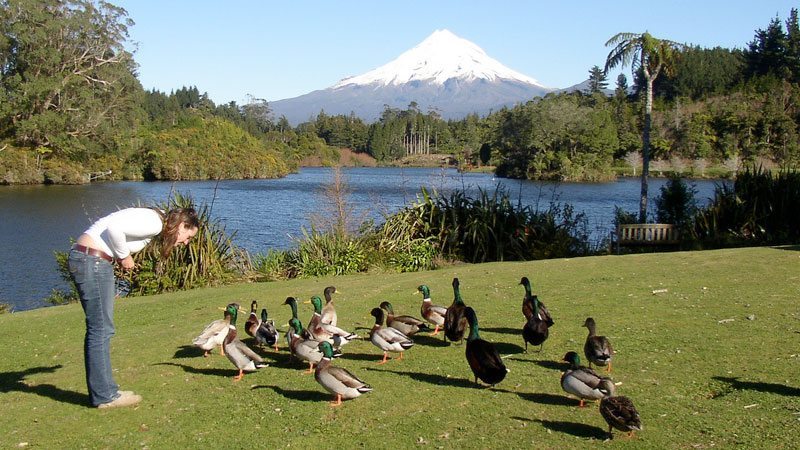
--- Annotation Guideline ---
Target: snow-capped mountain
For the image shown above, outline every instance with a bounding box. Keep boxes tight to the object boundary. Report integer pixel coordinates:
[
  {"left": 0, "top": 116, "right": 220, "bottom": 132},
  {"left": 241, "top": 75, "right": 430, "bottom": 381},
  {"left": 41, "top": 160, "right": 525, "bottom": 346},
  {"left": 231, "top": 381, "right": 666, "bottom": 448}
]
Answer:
[
  {"left": 334, "top": 29, "right": 544, "bottom": 88},
  {"left": 269, "top": 29, "right": 555, "bottom": 125}
]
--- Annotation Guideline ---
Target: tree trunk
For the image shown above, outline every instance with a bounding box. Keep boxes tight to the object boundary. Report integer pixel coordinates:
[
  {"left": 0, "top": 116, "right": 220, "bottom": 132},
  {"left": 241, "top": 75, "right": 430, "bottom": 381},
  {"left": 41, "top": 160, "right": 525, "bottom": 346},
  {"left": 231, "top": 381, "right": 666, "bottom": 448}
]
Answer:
[{"left": 640, "top": 76, "right": 654, "bottom": 223}]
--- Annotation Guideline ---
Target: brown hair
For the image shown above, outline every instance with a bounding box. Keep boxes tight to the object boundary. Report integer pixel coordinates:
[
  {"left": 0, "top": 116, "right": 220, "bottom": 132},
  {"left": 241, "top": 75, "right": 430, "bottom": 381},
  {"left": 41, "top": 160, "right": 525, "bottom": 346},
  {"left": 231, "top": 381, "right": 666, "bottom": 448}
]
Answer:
[{"left": 159, "top": 207, "right": 200, "bottom": 258}]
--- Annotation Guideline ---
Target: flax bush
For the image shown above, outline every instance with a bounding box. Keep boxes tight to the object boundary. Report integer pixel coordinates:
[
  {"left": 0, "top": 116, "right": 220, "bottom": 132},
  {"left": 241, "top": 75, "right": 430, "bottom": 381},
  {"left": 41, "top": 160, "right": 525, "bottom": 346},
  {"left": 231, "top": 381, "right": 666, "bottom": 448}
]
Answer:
[
  {"left": 693, "top": 166, "right": 800, "bottom": 246},
  {"left": 386, "top": 237, "right": 438, "bottom": 272},
  {"left": 378, "top": 186, "right": 592, "bottom": 263}
]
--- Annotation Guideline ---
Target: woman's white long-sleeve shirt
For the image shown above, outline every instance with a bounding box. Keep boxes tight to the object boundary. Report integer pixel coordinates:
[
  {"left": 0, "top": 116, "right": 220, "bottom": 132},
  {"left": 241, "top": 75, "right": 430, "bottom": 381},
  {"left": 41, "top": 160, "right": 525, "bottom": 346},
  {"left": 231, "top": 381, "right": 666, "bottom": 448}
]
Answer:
[{"left": 84, "top": 208, "right": 163, "bottom": 259}]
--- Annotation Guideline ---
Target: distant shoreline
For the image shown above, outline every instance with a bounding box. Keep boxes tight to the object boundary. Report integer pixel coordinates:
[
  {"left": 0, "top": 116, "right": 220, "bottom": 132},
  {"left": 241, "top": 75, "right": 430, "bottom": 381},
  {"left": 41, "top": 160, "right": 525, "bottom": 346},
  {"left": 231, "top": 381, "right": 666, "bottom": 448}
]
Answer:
[{"left": 299, "top": 152, "right": 735, "bottom": 181}]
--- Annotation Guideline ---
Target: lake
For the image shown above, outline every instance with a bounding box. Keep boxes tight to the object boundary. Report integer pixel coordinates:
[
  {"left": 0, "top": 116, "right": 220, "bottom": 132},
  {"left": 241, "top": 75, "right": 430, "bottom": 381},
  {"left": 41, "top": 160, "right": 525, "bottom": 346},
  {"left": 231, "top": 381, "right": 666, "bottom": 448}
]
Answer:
[{"left": 0, "top": 167, "right": 724, "bottom": 312}]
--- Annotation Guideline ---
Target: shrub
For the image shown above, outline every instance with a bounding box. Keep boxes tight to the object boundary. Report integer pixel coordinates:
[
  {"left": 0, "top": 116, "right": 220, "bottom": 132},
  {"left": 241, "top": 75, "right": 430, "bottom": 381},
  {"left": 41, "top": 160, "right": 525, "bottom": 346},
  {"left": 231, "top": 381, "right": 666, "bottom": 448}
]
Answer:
[
  {"left": 41, "top": 159, "right": 87, "bottom": 184},
  {"left": 387, "top": 237, "right": 438, "bottom": 272},
  {"left": 251, "top": 249, "right": 293, "bottom": 281},
  {"left": 693, "top": 166, "right": 800, "bottom": 246},
  {"left": 287, "top": 228, "right": 368, "bottom": 278},
  {"left": 655, "top": 176, "right": 698, "bottom": 231},
  {"left": 49, "top": 250, "right": 80, "bottom": 306},
  {"left": 378, "top": 186, "right": 592, "bottom": 263},
  {"left": 613, "top": 206, "right": 638, "bottom": 228},
  {"left": 0, "top": 146, "right": 46, "bottom": 184}
]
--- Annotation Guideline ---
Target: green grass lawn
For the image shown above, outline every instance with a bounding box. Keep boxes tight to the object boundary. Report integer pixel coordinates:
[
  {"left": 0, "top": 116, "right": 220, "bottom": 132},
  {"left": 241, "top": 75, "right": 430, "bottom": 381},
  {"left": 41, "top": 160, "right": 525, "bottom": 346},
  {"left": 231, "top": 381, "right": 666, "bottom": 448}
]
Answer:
[{"left": 2, "top": 247, "right": 799, "bottom": 448}]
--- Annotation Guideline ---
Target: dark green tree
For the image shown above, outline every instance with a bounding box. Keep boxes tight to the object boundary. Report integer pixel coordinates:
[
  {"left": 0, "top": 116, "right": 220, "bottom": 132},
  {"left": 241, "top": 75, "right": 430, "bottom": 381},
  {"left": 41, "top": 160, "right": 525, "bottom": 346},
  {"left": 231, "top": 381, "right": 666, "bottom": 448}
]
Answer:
[
  {"left": 610, "top": 74, "right": 640, "bottom": 159},
  {"left": 0, "top": 0, "right": 140, "bottom": 160},
  {"left": 655, "top": 176, "right": 698, "bottom": 230},
  {"left": 449, "top": 113, "right": 484, "bottom": 163},
  {"left": 615, "top": 73, "right": 629, "bottom": 97},
  {"left": 492, "top": 93, "right": 618, "bottom": 181},
  {"left": 656, "top": 46, "right": 743, "bottom": 100},
  {"left": 587, "top": 65, "right": 608, "bottom": 93},
  {"left": 785, "top": 8, "right": 800, "bottom": 81},
  {"left": 744, "top": 16, "right": 788, "bottom": 79},
  {"left": 313, "top": 111, "right": 369, "bottom": 151}
]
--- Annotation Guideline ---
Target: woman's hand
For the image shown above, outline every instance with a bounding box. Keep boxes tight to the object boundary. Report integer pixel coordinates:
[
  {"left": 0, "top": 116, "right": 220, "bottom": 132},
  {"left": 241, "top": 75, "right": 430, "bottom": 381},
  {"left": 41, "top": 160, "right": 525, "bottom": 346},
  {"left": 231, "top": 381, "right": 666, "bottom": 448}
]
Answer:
[{"left": 119, "top": 255, "right": 135, "bottom": 271}]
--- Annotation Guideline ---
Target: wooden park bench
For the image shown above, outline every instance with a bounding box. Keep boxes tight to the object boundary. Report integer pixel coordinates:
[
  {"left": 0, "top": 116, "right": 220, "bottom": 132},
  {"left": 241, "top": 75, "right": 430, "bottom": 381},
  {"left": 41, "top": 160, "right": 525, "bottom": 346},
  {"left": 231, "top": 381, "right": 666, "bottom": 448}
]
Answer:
[{"left": 614, "top": 223, "right": 680, "bottom": 254}]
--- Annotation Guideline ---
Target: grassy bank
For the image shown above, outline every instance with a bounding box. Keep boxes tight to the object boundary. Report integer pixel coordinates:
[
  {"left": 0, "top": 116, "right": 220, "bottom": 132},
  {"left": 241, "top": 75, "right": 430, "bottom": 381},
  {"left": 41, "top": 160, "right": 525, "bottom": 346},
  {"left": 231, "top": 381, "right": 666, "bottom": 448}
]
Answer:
[{"left": 1, "top": 247, "right": 798, "bottom": 448}]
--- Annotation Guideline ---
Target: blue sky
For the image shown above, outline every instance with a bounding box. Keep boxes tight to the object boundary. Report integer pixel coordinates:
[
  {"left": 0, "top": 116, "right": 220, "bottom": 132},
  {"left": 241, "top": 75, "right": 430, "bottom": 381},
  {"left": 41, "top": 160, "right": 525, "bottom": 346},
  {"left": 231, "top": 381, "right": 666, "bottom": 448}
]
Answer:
[{"left": 113, "top": 0, "right": 799, "bottom": 105}]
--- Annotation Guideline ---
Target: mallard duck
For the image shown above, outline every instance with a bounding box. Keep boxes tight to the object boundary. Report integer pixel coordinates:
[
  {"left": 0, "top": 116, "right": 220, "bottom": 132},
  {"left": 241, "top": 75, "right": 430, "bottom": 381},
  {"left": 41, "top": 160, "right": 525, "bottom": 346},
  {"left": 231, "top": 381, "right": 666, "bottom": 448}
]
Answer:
[
  {"left": 223, "top": 305, "right": 268, "bottom": 381},
  {"left": 464, "top": 306, "right": 508, "bottom": 386},
  {"left": 320, "top": 285, "right": 338, "bottom": 326},
  {"left": 522, "top": 295, "right": 550, "bottom": 352},
  {"left": 560, "top": 351, "right": 613, "bottom": 407},
  {"left": 192, "top": 303, "right": 237, "bottom": 357},
  {"left": 599, "top": 380, "right": 642, "bottom": 439},
  {"left": 315, "top": 341, "right": 373, "bottom": 406},
  {"left": 283, "top": 296, "right": 311, "bottom": 339},
  {"left": 379, "top": 301, "right": 430, "bottom": 336},
  {"left": 308, "top": 295, "right": 358, "bottom": 348},
  {"left": 583, "top": 317, "right": 613, "bottom": 372},
  {"left": 417, "top": 284, "right": 446, "bottom": 337},
  {"left": 244, "top": 300, "right": 260, "bottom": 338},
  {"left": 369, "top": 307, "right": 414, "bottom": 364},
  {"left": 255, "top": 308, "right": 279, "bottom": 351},
  {"left": 519, "top": 277, "right": 554, "bottom": 326},
  {"left": 286, "top": 317, "right": 339, "bottom": 373},
  {"left": 444, "top": 278, "right": 469, "bottom": 343}
]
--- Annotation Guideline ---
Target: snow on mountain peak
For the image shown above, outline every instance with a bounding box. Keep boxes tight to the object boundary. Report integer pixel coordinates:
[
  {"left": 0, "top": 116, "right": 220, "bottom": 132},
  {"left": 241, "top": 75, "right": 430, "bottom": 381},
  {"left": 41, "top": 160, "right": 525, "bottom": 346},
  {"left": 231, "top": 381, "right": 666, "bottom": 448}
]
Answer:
[{"left": 334, "top": 29, "right": 546, "bottom": 89}]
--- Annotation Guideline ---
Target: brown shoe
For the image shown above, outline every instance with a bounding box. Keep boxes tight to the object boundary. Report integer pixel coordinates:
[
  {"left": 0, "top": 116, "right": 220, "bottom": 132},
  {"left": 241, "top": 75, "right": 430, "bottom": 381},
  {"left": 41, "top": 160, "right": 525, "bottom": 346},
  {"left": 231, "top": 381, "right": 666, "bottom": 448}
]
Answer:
[{"left": 97, "top": 391, "right": 142, "bottom": 409}]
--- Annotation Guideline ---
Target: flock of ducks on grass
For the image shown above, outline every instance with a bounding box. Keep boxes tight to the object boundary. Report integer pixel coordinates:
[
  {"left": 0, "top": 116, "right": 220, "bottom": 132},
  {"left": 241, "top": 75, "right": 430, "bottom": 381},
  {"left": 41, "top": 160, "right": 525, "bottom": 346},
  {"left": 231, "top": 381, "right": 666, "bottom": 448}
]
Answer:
[{"left": 191, "top": 277, "right": 641, "bottom": 439}]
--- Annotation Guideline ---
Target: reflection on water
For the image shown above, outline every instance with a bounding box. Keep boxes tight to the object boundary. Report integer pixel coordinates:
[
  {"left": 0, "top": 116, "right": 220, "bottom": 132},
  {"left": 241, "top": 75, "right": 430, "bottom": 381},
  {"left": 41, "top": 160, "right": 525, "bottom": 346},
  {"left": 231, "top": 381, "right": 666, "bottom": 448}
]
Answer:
[{"left": 0, "top": 167, "right": 723, "bottom": 311}]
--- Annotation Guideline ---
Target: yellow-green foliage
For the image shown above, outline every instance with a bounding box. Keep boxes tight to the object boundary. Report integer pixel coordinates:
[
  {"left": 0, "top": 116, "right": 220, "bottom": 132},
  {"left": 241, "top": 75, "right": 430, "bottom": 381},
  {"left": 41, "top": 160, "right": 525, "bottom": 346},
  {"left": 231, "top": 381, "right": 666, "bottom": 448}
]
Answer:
[
  {"left": 0, "top": 145, "right": 97, "bottom": 185},
  {"left": 145, "top": 116, "right": 291, "bottom": 180}
]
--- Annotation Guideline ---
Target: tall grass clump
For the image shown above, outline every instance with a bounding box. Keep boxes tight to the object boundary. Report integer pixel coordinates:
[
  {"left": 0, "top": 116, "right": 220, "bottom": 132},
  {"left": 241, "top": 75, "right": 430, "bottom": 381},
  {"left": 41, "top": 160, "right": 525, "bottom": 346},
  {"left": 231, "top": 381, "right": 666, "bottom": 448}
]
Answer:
[
  {"left": 693, "top": 166, "right": 800, "bottom": 247},
  {"left": 52, "top": 191, "right": 249, "bottom": 304},
  {"left": 379, "top": 186, "right": 592, "bottom": 263},
  {"left": 253, "top": 166, "right": 370, "bottom": 279},
  {"left": 252, "top": 229, "right": 370, "bottom": 280},
  {"left": 289, "top": 227, "right": 368, "bottom": 278},
  {"left": 251, "top": 248, "right": 292, "bottom": 281}
]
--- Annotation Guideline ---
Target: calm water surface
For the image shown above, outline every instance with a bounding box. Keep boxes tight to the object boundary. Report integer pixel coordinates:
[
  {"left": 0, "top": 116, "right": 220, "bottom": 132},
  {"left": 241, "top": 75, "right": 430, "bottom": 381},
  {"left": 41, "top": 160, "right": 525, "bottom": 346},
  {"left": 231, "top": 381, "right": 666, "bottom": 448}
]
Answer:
[{"left": 0, "top": 167, "right": 723, "bottom": 311}]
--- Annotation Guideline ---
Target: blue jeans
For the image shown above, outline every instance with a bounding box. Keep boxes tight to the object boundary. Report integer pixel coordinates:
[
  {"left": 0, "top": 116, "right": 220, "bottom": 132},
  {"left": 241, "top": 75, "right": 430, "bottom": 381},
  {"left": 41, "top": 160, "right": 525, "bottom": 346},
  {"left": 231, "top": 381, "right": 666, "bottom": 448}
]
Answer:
[{"left": 68, "top": 250, "right": 119, "bottom": 406}]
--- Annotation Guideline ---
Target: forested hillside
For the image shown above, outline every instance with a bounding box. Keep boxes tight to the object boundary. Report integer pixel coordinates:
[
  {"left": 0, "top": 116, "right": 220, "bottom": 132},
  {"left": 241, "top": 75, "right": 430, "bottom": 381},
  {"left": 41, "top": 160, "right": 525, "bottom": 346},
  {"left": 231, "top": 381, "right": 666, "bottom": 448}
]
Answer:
[{"left": 1, "top": 1, "right": 798, "bottom": 184}]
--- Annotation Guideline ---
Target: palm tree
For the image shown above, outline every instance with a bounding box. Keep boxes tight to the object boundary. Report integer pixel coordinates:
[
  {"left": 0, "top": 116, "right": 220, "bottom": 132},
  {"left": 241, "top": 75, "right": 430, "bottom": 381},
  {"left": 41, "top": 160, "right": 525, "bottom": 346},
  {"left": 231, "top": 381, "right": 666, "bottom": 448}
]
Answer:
[{"left": 605, "top": 32, "right": 684, "bottom": 222}]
